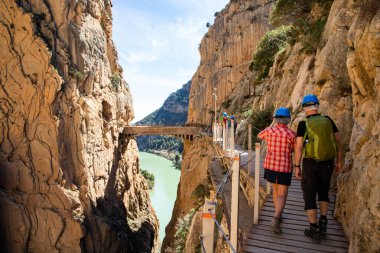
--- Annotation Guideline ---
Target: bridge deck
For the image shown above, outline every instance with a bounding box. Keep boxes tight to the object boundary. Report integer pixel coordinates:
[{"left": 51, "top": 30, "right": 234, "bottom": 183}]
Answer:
[
  {"left": 123, "top": 126, "right": 199, "bottom": 136},
  {"left": 242, "top": 177, "right": 349, "bottom": 253}
]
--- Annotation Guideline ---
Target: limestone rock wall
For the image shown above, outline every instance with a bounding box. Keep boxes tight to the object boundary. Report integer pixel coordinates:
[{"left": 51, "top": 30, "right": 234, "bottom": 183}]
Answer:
[
  {"left": 187, "top": 0, "right": 273, "bottom": 125},
  {"left": 186, "top": 0, "right": 379, "bottom": 252},
  {"left": 0, "top": 0, "right": 158, "bottom": 252},
  {"left": 161, "top": 138, "right": 214, "bottom": 252}
]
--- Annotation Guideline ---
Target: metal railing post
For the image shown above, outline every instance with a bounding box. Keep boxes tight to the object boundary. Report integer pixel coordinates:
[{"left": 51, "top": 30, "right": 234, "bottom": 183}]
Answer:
[
  {"left": 213, "top": 122, "right": 216, "bottom": 142},
  {"left": 248, "top": 124, "right": 252, "bottom": 175},
  {"left": 254, "top": 142, "right": 261, "bottom": 224},
  {"left": 226, "top": 123, "right": 230, "bottom": 152},
  {"left": 223, "top": 124, "right": 227, "bottom": 151},
  {"left": 230, "top": 152, "right": 239, "bottom": 252},
  {"left": 201, "top": 199, "right": 215, "bottom": 253},
  {"left": 230, "top": 120, "right": 235, "bottom": 153}
]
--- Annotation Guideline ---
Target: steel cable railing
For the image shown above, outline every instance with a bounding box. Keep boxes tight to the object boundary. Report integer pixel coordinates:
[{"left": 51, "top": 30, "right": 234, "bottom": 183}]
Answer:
[
  {"left": 203, "top": 124, "right": 265, "bottom": 253},
  {"left": 209, "top": 209, "right": 237, "bottom": 253}
]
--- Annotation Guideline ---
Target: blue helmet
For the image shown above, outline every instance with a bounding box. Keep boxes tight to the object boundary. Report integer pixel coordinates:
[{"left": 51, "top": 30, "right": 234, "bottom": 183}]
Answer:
[
  {"left": 223, "top": 112, "right": 227, "bottom": 117},
  {"left": 274, "top": 107, "right": 291, "bottom": 118},
  {"left": 230, "top": 115, "right": 235, "bottom": 120},
  {"left": 302, "top": 94, "right": 319, "bottom": 107}
]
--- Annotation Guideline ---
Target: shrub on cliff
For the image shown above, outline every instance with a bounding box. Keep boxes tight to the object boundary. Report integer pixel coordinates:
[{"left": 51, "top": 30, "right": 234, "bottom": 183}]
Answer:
[
  {"left": 249, "top": 26, "right": 292, "bottom": 80},
  {"left": 244, "top": 107, "right": 274, "bottom": 148},
  {"left": 141, "top": 169, "right": 155, "bottom": 189},
  {"left": 173, "top": 208, "right": 197, "bottom": 253},
  {"left": 270, "top": 0, "right": 334, "bottom": 53},
  {"left": 270, "top": 0, "right": 314, "bottom": 26}
]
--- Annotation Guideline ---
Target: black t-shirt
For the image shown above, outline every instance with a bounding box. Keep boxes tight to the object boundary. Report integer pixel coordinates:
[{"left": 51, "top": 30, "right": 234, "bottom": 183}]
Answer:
[{"left": 296, "top": 114, "right": 338, "bottom": 138}]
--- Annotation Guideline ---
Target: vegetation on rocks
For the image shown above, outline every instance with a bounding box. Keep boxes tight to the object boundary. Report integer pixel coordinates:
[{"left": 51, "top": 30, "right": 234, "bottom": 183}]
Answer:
[
  {"left": 244, "top": 107, "right": 274, "bottom": 148},
  {"left": 249, "top": 26, "right": 292, "bottom": 80},
  {"left": 173, "top": 208, "right": 197, "bottom": 253},
  {"left": 110, "top": 73, "right": 121, "bottom": 88},
  {"left": 270, "top": 0, "right": 334, "bottom": 53},
  {"left": 141, "top": 169, "right": 155, "bottom": 189}
]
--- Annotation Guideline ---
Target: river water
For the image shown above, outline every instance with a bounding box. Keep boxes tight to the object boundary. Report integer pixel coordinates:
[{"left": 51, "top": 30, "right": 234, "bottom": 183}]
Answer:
[{"left": 139, "top": 152, "right": 181, "bottom": 242}]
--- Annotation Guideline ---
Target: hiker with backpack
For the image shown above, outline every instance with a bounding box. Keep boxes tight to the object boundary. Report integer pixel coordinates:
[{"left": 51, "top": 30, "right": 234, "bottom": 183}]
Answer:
[
  {"left": 294, "top": 94, "right": 343, "bottom": 241},
  {"left": 258, "top": 107, "right": 296, "bottom": 234}
]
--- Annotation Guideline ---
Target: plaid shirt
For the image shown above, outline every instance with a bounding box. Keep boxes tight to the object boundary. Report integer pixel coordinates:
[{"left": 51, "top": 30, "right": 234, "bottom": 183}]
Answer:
[{"left": 258, "top": 124, "right": 296, "bottom": 173}]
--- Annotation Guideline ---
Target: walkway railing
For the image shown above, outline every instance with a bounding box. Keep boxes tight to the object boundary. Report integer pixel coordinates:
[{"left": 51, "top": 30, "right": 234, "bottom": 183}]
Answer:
[{"left": 201, "top": 122, "right": 267, "bottom": 253}]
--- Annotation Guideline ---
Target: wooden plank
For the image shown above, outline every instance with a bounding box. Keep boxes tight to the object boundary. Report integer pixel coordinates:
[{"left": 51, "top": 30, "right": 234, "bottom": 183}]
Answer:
[
  {"left": 258, "top": 215, "right": 342, "bottom": 230},
  {"left": 260, "top": 206, "right": 341, "bottom": 224},
  {"left": 248, "top": 227, "right": 349, "bottom": 248},
  {"left": 243, "top": 239, "right": 324, "bottom": 253},
  {"left": 257, "top": 220, "right": 346, "bottom": 237},
  {"left": 266, "top": 195, "right": 336, "bottom": 203},
  {"left": 242, "top": 245, "right": 286, "bottom": 253},
  {"left": 259, "top": 212, "right": 342, "bottom": 227},
  {"left": 245, "top": 234, "right": 348, "bottom": 253},
  {"left": 250, "top": 224, "right": 348, "bottom": 243},
  {"left": 265, "top": 198, "right": 336, "bottom": 210}
]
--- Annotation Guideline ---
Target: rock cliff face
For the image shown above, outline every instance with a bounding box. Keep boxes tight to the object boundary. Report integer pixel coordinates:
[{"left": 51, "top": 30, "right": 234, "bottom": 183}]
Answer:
[
  {"left": 186, "top": 0, "right": 379, "bottom": 252},
  {"left": 161, "top": 138, "right": 214, "bottom": 252},
  {"left": 188, "top": 0, "right": 273, "bottom": 125},
  {"left": 0, "top": 0, "right": 158, "bottom": 252}
]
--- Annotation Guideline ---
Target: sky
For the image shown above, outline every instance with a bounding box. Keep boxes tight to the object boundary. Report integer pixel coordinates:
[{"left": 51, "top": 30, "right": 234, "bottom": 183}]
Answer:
[{"left": 112, "top": 0, "right": 229, "bottom": 122}]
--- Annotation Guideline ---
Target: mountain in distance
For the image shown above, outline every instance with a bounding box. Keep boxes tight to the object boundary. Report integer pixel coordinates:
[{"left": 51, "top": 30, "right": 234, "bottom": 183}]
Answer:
[{"left": 135, "top": 81, "right": 191, "bottom": 168}]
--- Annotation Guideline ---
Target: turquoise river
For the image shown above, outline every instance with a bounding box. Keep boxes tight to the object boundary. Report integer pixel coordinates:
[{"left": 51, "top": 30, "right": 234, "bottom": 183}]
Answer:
[{"left": 139, "top": 152, "right": 181, "bottom": 242}]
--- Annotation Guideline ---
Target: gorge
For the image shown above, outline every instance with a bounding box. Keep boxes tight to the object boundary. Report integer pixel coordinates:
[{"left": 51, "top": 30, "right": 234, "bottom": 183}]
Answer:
[{"left": 0, "top": 0, "right": 379, "bottom": 253}]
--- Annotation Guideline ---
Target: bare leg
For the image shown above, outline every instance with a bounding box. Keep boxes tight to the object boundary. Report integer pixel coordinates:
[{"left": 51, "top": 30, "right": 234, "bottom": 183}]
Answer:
[
  {"left": 306, "top": 209, "right": 318, "bottom": 224},
  {"left": 274, "top": 184, "right": 288, "bottom": 218},
  {"left": 272, "top": 183, "right": 278, "bottom": 215},
  {"left": 319, "top": 201, "right": 329, "bottom": 216}
]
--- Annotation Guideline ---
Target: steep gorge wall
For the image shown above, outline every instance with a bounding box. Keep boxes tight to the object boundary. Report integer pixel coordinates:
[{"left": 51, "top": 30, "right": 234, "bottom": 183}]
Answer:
[
  {"left": 187, "top": 0, "right": 273, "bottom": 125},
  {"left": 0, "top": 0, "right": 158, "bottom": 252},
  {"left": 187, "top": 0, "right": 380, "bottom": 252}
]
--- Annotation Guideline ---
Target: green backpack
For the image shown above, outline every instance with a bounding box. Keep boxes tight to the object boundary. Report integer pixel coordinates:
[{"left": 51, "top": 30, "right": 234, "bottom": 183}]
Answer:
[{"left": 303, "top": 115, "right": 337, "bottom": 161}]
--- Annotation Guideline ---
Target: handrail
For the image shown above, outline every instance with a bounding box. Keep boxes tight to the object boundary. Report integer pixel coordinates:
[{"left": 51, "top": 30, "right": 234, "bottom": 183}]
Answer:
[
  {"left": 200, "top": 236, "right": 207, "bottom": 253},
  {"left": 209, "top": 209, "right": 237, "bottom": 253},
  {"left": 212, "top": 169, "right": 231, "bottom": 202}
]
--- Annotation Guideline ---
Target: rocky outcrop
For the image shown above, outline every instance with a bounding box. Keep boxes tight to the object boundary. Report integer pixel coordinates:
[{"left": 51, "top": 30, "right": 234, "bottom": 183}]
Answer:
[
  {"left": 186, "top": 0, "right": 379, "bottom": 252},
  {"left": 161, "top": 138, "right": 214, "bottom": 252},
  {"left": 187, "top": 0, "right": 273, "bottom": 125},
  {"left": 0, "top": 0, "right": 158, "bottom": 252}
]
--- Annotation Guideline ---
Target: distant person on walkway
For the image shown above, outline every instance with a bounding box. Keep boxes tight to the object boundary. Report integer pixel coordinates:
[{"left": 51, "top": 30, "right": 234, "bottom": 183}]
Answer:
[
  {"left": 230, "top": 115, "right": 238, "bottom": 135},
  {"left": 222, "top": 112, "right": 228, "bottom": 126},
  {"left": 294, "top": 94, "right": 343, "bottom": 241},
  {"left": 258, "top": 107, "right": 296, "bottom": 234}
]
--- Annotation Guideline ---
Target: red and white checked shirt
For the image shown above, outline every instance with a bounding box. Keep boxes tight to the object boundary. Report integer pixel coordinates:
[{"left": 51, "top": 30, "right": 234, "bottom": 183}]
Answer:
[{"left": 258, "top": 124, "right": 296, "bottom": 173}]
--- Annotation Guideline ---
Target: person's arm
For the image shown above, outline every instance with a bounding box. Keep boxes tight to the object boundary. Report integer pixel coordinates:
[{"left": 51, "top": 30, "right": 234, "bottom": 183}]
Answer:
[
  {"left": 334, "top": 132, "right": 343, "bottom": 173},
  {"left": 294, "top": 137, "right": 304, "bottom": 179},
  {"left": 257, "top": 128, "right": 267, "bottom": 140}
]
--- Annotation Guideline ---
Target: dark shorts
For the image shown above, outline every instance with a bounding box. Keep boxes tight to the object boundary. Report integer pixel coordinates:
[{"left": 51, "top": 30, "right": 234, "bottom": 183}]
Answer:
[
  {"left": 264, "top": 169, "right": 292, "bottom": 186},
  {"left": 301, "top": 158, "right": 334, "bottom": 210}
]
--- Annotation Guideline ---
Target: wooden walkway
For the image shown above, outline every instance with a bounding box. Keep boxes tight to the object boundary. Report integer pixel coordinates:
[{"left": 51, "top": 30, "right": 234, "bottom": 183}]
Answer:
[{"left": 241, "top": 177, "right": 349, "bottom": 253}]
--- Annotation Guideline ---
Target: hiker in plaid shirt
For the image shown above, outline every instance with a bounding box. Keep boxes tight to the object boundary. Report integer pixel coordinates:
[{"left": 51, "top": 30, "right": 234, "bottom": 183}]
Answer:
[{"left": 258, "top": 107, "right": 296, "bottom": 234}]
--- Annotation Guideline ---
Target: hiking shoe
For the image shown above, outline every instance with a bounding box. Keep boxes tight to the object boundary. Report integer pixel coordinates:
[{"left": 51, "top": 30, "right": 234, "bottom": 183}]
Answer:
[
  {"left": 271, "top": 217, "right": 282, "bottom": 234},
  {"left": 304, "top": 226, "right": 321, "bottom": 242},
  {"left": 319, "top": 218, "right": 328, "bottom": 238}
]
